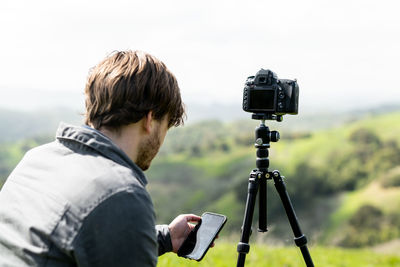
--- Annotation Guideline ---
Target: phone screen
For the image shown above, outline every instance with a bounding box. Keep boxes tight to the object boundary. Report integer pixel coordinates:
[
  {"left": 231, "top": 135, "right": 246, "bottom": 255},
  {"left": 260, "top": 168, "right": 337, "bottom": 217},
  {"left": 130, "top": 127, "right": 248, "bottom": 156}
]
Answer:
[{"left": 178, "top": 212, "right": 227, "bottom": 261}]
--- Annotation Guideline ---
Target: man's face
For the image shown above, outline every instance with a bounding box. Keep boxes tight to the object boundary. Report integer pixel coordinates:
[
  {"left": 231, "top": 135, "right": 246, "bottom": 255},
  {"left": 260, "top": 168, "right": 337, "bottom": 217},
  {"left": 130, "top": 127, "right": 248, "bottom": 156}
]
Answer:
[{"left": 136, "top": 116, "right": 169, "bottom": 171}]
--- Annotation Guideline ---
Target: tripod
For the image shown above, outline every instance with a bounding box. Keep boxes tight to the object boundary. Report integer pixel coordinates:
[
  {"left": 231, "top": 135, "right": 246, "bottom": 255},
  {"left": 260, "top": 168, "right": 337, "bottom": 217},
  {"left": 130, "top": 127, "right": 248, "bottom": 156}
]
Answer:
[{"left": 236, "top": 114, "right": 314, "bottom": 267}]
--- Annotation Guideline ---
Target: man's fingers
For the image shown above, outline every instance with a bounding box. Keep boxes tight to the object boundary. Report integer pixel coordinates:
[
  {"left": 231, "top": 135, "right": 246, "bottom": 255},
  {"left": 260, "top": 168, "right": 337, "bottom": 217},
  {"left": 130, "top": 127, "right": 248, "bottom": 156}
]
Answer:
[{"left": 210, "top": 235, "right": 219, "bottom": 248}]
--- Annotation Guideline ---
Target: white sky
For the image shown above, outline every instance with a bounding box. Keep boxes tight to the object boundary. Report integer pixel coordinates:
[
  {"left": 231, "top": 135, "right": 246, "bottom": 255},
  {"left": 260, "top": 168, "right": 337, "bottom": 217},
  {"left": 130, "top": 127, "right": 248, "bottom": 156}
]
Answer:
[{"left": 0, "top": 0, "right": 399, "bottom": 112}]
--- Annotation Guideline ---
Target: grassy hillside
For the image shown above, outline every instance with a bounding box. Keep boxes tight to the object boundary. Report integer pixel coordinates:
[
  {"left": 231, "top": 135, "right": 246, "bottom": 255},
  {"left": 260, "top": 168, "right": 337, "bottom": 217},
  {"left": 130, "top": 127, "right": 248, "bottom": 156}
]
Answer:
[
  {"left": 1, "top": 109, "right": 399, "bottom": 250},
  {"left": 147, "top": 111, "right": 400, "bottom": 247}
]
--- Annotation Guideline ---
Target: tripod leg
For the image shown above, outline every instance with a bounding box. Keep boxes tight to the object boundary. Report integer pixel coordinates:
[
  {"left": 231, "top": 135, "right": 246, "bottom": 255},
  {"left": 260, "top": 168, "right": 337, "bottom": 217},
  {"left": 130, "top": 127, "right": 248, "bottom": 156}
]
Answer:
[
  {"left": 272, "top": 171, "right": 314, "bottom": 267},
  {"left": 258, "top": 175, "right": 268, "bottom": 232},
  {"left": 236, "top": 171, "right": 259, "bottom": 267}
]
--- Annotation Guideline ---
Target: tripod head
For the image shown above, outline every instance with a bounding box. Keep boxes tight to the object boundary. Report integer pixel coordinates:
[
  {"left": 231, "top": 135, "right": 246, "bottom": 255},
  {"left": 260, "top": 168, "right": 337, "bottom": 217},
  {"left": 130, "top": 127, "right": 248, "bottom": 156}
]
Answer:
[
  {"left": 255, "top": 122, "right": 280, "bottom": 145},
  {"left": 251, "top": 112, "right": 281, "bottom": 175}
]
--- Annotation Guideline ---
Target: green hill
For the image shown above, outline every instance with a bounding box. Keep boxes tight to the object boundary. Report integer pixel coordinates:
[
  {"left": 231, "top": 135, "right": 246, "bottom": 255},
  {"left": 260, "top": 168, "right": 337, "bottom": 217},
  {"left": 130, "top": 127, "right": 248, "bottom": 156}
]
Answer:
[
  {"left": 1, "top": 109, "right": 399, "bottom": 250},
  {"left": 147, "top": 111, "right": 400, "bottom": 248}
]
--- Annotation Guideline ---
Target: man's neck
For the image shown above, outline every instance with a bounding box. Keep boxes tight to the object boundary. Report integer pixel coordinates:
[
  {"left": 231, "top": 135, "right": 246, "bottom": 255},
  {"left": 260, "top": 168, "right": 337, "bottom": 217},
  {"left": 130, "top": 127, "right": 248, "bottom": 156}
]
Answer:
[{"left": 97, "top": 124, "right": 142, "bottom": 164}]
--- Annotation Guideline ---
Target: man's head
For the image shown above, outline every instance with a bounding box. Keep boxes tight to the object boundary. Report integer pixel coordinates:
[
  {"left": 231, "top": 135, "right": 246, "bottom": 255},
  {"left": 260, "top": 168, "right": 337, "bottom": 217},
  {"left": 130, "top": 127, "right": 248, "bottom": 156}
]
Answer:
[
  {"left": 84, "top": 50, "right": 184, "bottom": 170},
  {"left": 84, "top": 50, "right": 185, "bottom": 131}
]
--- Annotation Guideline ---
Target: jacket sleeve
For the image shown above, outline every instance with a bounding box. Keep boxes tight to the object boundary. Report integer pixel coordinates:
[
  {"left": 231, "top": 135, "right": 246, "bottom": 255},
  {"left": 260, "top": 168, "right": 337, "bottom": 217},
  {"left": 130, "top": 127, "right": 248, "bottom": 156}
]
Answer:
[
  {"left": 71, "top": 189, "right": 158, "bottom": 267},
  {"left": 155, "top": 224, "right": 172, "bottom": 256}
]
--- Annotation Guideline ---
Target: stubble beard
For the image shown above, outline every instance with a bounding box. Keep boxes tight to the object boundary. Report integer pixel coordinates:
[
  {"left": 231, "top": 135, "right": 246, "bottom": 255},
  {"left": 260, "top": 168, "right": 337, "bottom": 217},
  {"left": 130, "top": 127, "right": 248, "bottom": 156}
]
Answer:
[{"left": 136, "top": 128, "right": 162, "bottom": 171}]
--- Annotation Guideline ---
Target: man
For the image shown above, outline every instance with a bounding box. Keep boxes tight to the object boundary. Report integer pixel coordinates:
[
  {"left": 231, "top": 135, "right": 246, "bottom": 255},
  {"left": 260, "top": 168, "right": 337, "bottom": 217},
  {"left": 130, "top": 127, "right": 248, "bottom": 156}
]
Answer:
[{"left": 0, "top": 50, "right": 201, "bottom": 266}]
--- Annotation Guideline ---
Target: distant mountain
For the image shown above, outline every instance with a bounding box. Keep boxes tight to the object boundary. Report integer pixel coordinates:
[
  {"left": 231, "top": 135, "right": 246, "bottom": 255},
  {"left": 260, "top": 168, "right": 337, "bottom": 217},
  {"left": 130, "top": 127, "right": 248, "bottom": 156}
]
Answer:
[
  {"left": 0, "top": 103, "right": 399, "bottom": 143},
  {"left": 0, "top": 107, "right": 83, "bottom": 142}
]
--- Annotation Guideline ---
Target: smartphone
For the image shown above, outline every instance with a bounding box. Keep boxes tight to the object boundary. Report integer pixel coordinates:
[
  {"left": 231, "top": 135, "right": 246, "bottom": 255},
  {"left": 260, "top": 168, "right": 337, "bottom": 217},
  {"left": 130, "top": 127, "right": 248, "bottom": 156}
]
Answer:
[{"left": 177, "top": 212, "right": 227, "bottom": 261}]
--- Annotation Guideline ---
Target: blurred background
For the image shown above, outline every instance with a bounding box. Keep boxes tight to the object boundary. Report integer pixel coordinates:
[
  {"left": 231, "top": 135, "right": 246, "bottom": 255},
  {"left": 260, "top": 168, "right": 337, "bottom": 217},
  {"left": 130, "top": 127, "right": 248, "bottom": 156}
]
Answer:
[{"left": 1, "top": 0, "right": 400, "bottom": 264}]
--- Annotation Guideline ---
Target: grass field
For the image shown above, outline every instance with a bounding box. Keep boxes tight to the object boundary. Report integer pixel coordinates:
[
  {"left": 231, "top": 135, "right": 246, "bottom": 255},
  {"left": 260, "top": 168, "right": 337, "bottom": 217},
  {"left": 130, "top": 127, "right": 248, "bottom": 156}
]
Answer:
[{"left": 158, "top": 243, "right": 400, "bottom": 266}]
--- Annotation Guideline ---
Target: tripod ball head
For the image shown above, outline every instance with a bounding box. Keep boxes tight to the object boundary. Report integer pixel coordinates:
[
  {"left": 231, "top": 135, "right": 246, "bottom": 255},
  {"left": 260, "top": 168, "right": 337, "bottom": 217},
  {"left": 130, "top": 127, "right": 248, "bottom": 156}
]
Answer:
[{"left": 255, "top": 125, "right": 280, "bottom": 146}]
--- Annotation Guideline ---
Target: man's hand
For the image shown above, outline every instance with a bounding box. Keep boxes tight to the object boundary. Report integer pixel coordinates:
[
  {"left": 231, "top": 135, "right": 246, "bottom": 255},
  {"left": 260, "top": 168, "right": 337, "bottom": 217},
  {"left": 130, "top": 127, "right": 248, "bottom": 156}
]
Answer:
[{"left": 168, "top": 214, "right": 201, "bottom": 253}]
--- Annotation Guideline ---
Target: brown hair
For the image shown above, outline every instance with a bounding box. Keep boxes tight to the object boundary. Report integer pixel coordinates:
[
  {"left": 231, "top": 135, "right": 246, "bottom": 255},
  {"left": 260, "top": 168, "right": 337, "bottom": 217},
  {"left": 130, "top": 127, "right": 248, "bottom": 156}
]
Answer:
[{"left": 84, "top": 50, "right": 185, "bottom": 130}]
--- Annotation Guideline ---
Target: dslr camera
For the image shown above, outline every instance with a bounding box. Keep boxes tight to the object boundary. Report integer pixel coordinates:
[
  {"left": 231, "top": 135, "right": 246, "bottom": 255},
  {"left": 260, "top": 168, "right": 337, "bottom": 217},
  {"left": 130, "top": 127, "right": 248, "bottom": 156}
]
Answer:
[{"left": 242, "top": 69, "right": 299, "bottom": 119}]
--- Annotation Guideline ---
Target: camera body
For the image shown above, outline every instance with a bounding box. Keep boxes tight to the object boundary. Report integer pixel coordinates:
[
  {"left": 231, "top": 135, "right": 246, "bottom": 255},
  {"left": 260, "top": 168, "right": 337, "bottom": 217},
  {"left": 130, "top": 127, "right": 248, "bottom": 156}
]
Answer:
[{"left": 242, "top": 69, "right": 299, "bottom": 116}]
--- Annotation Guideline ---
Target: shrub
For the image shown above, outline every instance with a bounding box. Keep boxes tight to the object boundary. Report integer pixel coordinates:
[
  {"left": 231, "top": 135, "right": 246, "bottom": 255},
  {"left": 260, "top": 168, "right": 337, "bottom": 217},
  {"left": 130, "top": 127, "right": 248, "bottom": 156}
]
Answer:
[{"left": 381, "top": 167, "right": 400, "bottom": 188}]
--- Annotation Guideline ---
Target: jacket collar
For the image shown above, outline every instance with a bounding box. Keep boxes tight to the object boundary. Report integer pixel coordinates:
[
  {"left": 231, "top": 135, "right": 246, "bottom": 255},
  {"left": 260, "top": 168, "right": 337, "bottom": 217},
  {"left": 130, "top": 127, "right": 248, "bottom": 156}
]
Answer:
[{"left": 55, "top": 122, "right": 148, "bottom": 186}]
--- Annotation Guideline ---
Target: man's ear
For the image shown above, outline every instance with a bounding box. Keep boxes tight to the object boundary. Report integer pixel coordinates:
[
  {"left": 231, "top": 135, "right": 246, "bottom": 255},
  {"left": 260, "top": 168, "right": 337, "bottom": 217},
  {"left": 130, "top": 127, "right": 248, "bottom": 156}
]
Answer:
[{"left": 143, "top": 111, "right": 154, "bottom": 134}]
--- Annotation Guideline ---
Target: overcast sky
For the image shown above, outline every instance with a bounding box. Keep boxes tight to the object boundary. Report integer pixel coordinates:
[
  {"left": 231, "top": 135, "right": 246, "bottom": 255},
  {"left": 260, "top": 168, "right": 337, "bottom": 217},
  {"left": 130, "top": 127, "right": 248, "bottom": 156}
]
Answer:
[{"left": 0, "top": 0, "right": 399, "bottom": 114}]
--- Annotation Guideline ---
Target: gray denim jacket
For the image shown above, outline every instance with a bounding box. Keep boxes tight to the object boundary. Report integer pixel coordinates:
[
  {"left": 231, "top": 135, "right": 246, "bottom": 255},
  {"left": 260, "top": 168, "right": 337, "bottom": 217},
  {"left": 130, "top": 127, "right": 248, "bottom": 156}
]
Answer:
[{"left": 0, "top": 123, "right": 172, "bottom": 266}]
